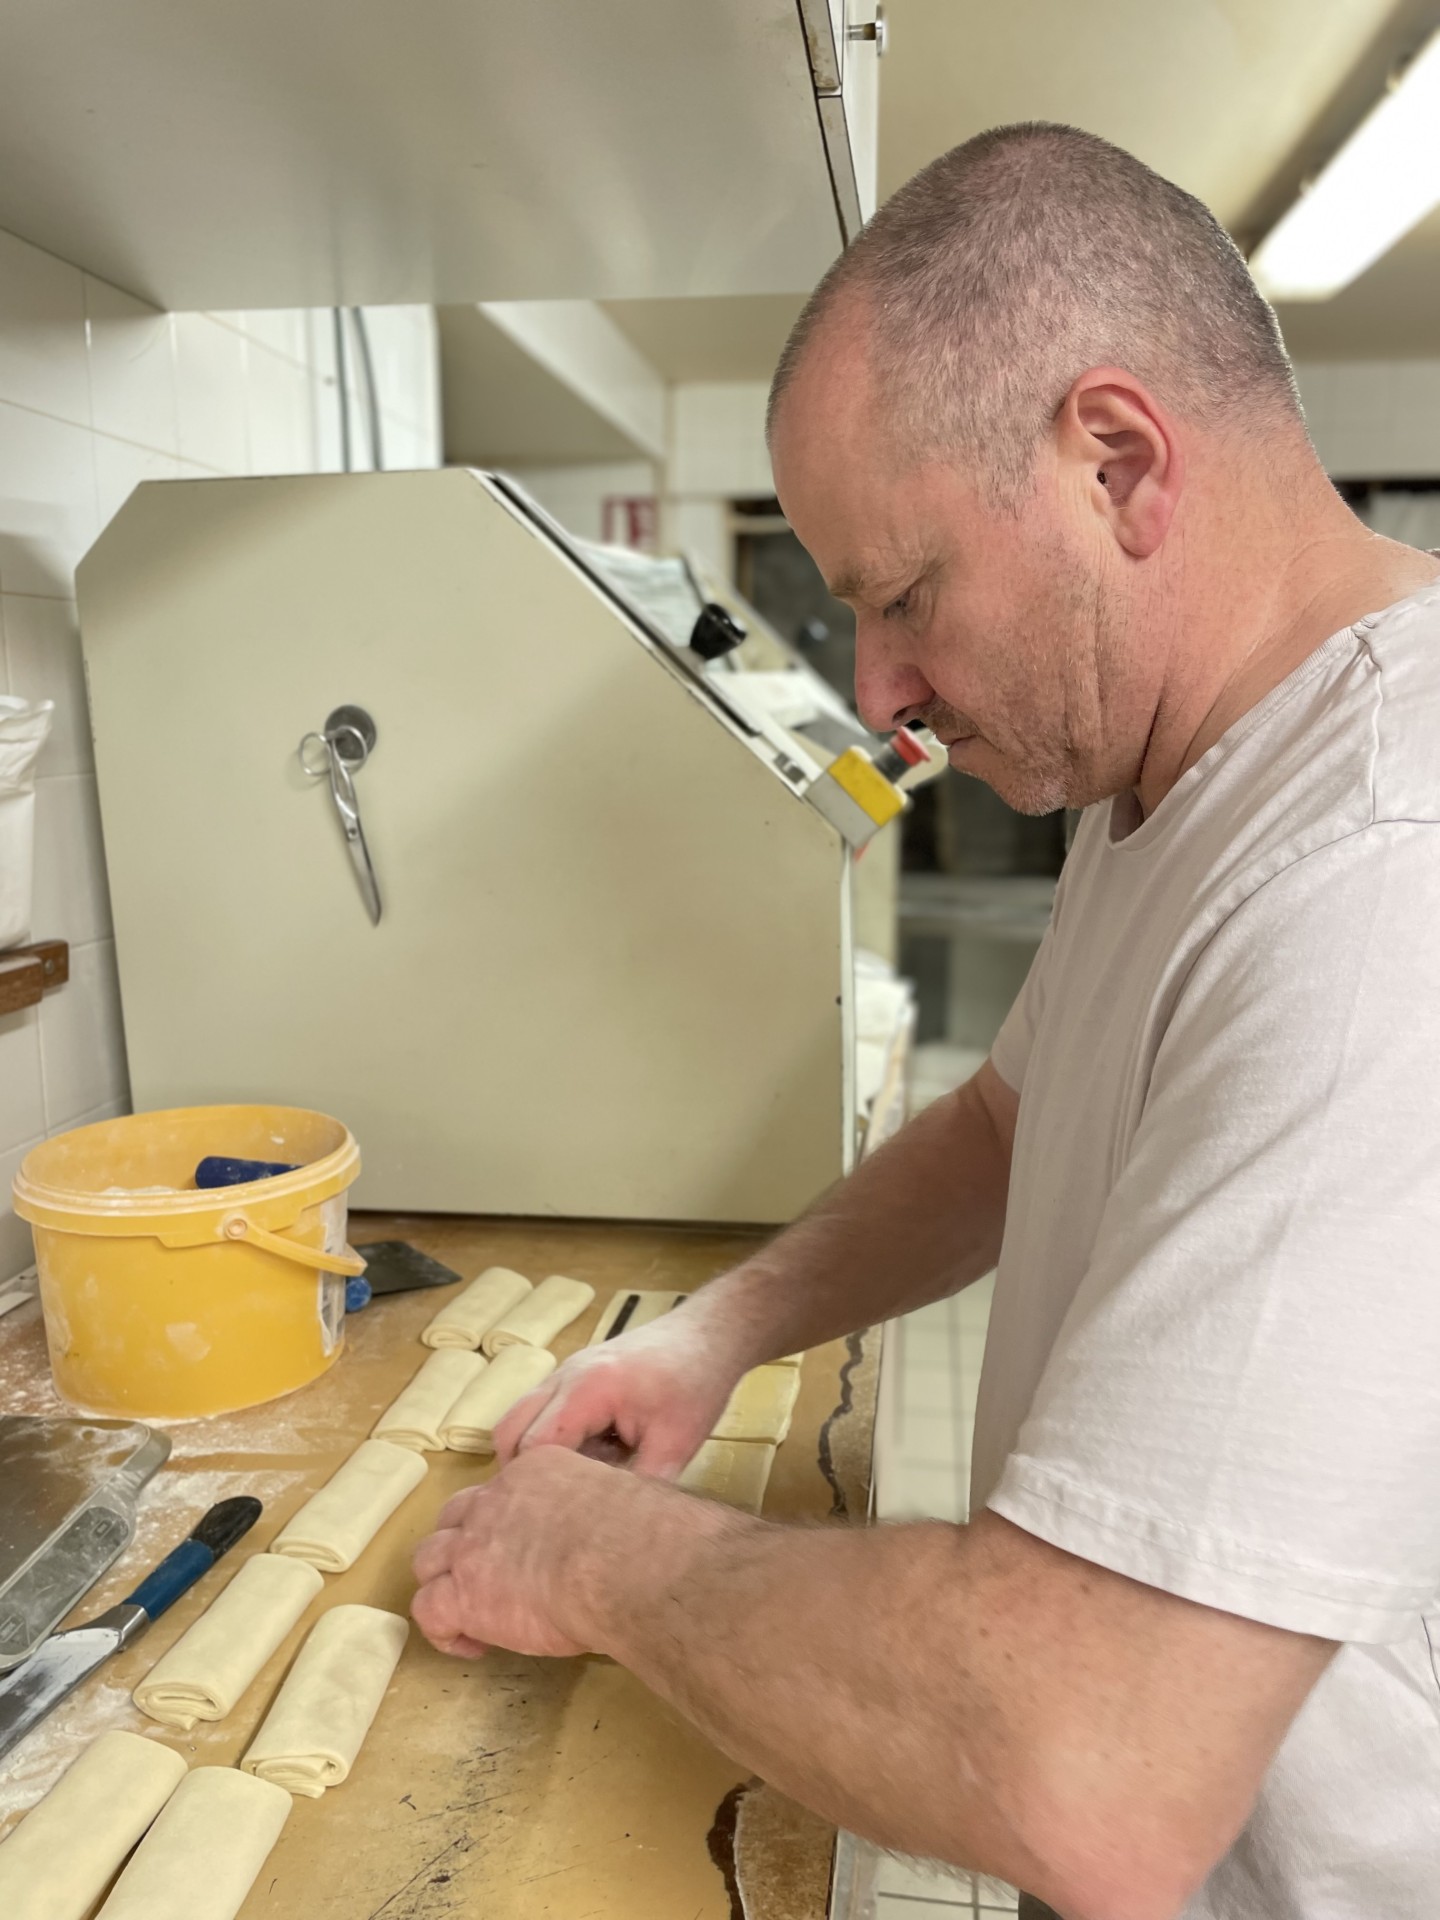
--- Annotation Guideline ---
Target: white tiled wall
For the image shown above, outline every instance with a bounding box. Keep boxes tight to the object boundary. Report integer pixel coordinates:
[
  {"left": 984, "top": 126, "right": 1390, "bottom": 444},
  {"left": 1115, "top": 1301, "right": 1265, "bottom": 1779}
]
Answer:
[
  {"left": 0, "top": 226, "right": 442, "bottom": 1280},
  {"left": 1294, "top": 358, "right": 1440, "bottom": 480}
]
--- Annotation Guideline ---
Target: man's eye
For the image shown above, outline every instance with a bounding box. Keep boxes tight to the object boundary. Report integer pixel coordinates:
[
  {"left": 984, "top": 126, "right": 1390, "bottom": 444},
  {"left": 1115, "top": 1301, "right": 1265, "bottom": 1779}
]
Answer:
[{"left": 883, "top": 591, "right": 912, "bottom": 620}]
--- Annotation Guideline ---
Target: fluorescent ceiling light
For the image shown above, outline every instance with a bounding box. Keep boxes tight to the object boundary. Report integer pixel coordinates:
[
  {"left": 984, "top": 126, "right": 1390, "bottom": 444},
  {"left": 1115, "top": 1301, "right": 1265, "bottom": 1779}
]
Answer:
[{"left": 1250, "top": 28, "right": 1440, "bottom": 302}]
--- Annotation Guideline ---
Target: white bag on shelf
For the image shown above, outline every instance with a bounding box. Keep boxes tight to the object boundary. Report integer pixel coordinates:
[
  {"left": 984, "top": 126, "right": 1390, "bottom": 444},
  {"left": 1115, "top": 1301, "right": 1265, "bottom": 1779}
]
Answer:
[{"left": 0, "top": 696, "right": 55, "bottom": 951}]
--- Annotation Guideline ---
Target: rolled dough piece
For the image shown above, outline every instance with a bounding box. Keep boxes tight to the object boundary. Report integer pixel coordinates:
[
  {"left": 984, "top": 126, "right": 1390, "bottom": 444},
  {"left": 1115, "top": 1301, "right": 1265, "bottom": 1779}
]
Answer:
[
  {"left": 373, "top": 1348, "right": 488, "bottom": 1450},
  {"left": 241, "top": 1604, "right": 409, "bottom": 1798},
  {"left": 421, "top": 1266, "right": 532, "bottom": 1349},
  {"left": 711, "top": 1365, "right": 802, "bottom": 1444},
  {"left": 679, "top": 1440, "right": 776, "bottom": 1516},
  {"left": 96, "top": 1766, "right": 291, "bottom": 1920},
  {"left": 133, "top": 1552, "right": 324, "bottom": 1730},
  {"left": 269, "top": 1438, "right": 427, "bottom": 1572},
  {"left": 587, "top": 1288, "right": 686, "bottom": 1344},
  {"left": 480, "top": 1272, "right": 595, "bottom": 1357},
  {"left": 442, "top": 1343, "right": 557, "bottom": 1453},
  {"left": 0, "top": 1729, "right": 186, "bottom": 1920}
]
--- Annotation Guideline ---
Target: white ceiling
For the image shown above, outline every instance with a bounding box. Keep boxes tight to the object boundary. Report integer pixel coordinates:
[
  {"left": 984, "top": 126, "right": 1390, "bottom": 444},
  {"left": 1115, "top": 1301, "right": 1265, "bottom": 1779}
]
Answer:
[{"left": 602, "top": 0, "right": 1440, "bottom": 381}]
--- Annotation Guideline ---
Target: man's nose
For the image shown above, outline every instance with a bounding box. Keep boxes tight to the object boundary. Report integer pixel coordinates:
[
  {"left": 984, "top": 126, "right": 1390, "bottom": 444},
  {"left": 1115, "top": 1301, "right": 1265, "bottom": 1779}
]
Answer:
[{"left": 852, "top": 625, "right": 934, "bottom": 734}]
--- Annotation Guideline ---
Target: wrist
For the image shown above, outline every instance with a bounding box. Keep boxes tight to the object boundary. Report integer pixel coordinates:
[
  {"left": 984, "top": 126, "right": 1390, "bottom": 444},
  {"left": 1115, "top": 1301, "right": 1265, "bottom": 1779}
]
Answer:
[
  {"left": 683, "top": 1262, "right": 796, "bottom": 1374},
  {"left": 555, "top": 1466, "right": 747, "bottom": 1658}
]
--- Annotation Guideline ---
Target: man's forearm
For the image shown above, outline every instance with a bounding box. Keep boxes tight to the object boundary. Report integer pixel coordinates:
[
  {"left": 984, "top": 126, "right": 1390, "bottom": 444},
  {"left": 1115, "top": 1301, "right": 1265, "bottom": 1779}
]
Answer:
[
  {"left": 549, "top": 1472, "right": 1312, "bottom": 1920},
  {"left": 565, "top": 1485, "right": 1037, "bottom": 1886},
  {"left": 689, "top": 1065, "right": 1014, "bottom": 1368}
]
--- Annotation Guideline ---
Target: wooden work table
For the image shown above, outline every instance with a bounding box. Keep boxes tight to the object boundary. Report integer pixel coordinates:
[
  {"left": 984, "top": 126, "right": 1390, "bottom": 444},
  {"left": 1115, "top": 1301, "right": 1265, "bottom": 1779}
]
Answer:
[{"left": 0, "top": 1213, "right": 879, "bottom": 1920}]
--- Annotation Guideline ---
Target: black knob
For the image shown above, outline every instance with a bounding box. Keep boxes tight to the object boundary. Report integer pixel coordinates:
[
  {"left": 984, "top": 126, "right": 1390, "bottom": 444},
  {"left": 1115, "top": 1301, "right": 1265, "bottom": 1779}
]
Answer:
[{"left": 689, "top": 603, "right": 746, "bottom": 661}]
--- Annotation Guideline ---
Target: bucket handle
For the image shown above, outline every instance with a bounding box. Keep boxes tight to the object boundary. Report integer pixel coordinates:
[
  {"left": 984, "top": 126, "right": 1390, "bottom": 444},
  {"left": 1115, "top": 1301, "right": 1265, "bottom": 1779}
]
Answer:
[{"left": 179, "top": 1211, "right": 367, "bottom": 1277}]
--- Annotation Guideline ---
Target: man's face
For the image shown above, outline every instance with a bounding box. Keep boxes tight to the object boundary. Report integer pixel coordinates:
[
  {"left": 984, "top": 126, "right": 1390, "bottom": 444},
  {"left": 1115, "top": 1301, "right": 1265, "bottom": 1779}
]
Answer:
[{"left": 770, "top": 332, "right": 1148, "bottom": 815}]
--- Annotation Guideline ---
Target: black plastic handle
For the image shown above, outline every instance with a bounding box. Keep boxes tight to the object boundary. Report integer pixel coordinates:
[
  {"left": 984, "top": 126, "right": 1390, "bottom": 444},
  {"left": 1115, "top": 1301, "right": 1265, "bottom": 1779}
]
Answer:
[
  {"left": 125, "top": 1497, "right": 263, "bottom": 1618},
  {"left": 191, "top": 1496, "right": 263, "bottom": 1557}
]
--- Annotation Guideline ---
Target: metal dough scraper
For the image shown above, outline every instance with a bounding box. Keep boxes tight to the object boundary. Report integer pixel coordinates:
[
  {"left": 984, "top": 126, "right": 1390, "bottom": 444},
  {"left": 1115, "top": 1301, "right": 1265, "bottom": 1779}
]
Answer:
[{"left": 0, "top": 1416, "right": 171, "bottom": 1672}]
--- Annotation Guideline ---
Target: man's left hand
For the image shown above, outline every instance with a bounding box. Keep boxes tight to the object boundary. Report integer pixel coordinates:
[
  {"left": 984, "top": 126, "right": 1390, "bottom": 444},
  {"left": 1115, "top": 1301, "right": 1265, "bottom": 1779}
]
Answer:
[{"left": 411, "top": 1445, "right": 696, "bottom": 1661}]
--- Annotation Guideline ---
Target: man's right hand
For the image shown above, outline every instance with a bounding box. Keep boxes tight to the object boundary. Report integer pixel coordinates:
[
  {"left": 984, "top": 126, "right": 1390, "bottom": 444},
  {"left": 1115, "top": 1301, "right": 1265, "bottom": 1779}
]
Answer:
[{"left": 491, "top": 1311, "right": 752, "bottom": 1479}]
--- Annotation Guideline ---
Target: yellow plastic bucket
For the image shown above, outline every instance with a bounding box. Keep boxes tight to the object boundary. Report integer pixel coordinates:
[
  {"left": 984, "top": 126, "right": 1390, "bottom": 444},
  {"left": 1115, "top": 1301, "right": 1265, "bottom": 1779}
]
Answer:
[{"left": 13, "top": 1105, "right": 363, "bottom": 1420}]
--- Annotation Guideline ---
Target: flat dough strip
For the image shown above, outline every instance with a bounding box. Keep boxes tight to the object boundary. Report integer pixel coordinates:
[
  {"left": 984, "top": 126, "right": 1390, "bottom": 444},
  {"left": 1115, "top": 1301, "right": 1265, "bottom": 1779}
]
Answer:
[
  {"left": 679, "top": 1440, "right": 776, "bottom": 1516},
  {"left": 241, "top": 1604, "right": 409, "bottom": 1798},
  {"left": 481, "top": 1272, "right": 594, "bottom": 1357},
  {"left": 133, "top": 1553, "right": 324, "bottom": 1730},
  {"left": 96, "top": 1767, "right": 291, "bottom": 1920},
  {"left": 270, "top": 1438, "right": 427, "bottom": 1572},
  {"left": 373, "top": 1349, "right": 488, "bottom": 1450},
  {"left": 587, "top": 1288, "right": 686, "bottom": 1344},
  {"left": 712, "top": 1365, "right": 802, "bottom": 1444},
  {"left": 0, "top": 1730, "right": 186, "bottom": 1920},
  {"left": 421, "top": 1266, "right": 532, "bottom": 1349},
  {"left": 443, "top": 1344, "right": 557, "bottom": 1453}
]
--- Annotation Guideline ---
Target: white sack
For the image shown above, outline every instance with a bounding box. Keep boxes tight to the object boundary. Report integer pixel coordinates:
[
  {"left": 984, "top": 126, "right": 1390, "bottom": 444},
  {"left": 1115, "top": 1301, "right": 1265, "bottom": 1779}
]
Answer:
[{"left": 0, "top": 696, "right": 54, "bottom": 950}]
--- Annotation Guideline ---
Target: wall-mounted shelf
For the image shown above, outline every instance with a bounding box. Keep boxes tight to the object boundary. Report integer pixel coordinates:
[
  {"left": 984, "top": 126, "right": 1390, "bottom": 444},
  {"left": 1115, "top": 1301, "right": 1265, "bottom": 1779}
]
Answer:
[
  {"left": 0, "top": 942, "right": 69, "bottom": 1018},
  {"left": 0, "top": 0, "right": 878, "bottom": 309}
]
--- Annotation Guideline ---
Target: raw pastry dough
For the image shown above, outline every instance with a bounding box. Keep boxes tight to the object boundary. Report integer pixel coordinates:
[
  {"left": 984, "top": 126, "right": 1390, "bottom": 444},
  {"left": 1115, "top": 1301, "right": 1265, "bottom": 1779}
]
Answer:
[
  {"left": 587, "top": 1288, "right": 685, "bottom": 1343},
  {"left": 711, "top": 1365, "right": 802, "bottom": 1444},
  {"left": 373, "top": 1348, "right": 488, "bottom": 1450},
  {"left": 481, "top": 1272, "right": 594, "bottom": 1357},
  {"left": 133, "top": 1552, "right": 324, "bottom": 1730},
  {"left": 442, "top": 1344, "right": 557, "bottom": 1452},
  {"left": 270, "top": 1438, "right": 427, "bottom": 1572},
  {"left": 97, "top": 1766, "right": 290, "bottom": 1920},
  {"left": 241, "top": 1604, "right": 409, "bottom": 1798},
  {"left": 679, "top": 1440, "right": 776, "bottom": 1516},
  {"left": 421, "top": 1266, "right": 532, "bottom": 1349},
  {"left": 0, "top": 1729, "right": 186, "bottom": 1920}
]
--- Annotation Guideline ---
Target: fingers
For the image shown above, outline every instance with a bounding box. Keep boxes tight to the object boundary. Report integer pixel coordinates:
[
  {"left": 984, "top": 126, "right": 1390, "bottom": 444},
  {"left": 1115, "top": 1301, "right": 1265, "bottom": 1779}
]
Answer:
[
  {"left": 435, "top": 1485, "right": 487, "bottom": 1532},
  {"left": 515, "top": 1371, "right": 622, "bottom": 1455},
  {"left": 632, "top": 1414, "right": 708, "bottom": 1482},
  {"left": 493, "top": 1377, "right": 561, "bottom": 1465},
  {"left": 412, "top": 1525, "right": 460, "bottom": 1587},
  {"left": 411, "top": 1568, "right": 467, "bottom": 1649},
  {"left": 436, "top": 1632, "right": 490, "bottom": 1660}
]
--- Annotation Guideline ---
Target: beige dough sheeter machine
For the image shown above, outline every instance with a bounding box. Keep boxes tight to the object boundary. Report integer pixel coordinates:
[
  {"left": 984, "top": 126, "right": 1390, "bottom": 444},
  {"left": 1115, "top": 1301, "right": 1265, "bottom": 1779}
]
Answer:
[{"left": 77, "top": 470, "right": 922, "bottom": 1225}]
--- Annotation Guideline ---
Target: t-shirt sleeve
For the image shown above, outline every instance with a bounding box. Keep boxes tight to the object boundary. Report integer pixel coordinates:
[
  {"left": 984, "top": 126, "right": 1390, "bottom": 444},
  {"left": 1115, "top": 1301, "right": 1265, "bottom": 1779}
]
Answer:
[
  {"left": 988, "top": 920, "right": 1054, "bottom": 1094},
  {"left": 989, "top": 821, "right": 1440, "bottom": 1643}
]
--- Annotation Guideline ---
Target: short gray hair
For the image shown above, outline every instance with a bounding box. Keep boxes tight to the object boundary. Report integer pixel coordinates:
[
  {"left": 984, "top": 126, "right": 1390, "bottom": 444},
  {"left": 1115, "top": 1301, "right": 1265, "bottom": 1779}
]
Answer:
[{"left": 769, "top": 123, "right": 1302, "bottom": 505}]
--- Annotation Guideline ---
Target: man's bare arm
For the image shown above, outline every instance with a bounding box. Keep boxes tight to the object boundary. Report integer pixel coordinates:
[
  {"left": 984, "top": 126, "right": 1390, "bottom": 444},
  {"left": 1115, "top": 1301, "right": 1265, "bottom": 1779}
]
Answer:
[
  {"left": 495, "top": 1062, "right": 1017, "bottom": 1471},
  {"left": 416, "top": 1456, "right": 1334, "bottom": 1920},
  {"left": 684, "top": 1058, "right": 1018, "bottom": 1368}
]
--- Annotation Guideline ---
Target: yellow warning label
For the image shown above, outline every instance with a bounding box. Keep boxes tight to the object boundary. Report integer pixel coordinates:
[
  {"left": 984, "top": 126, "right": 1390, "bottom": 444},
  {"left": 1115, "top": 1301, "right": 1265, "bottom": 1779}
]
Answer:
[{"left": 825, "top": 747, "right": 905, "bottom": 826}]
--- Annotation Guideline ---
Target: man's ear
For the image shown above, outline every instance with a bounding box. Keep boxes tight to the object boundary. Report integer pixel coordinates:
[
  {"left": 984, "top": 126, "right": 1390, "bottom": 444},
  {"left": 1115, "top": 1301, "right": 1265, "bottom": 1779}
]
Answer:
[{"left": 1058, "top": 368, "right": 1183, "bottom": 559}]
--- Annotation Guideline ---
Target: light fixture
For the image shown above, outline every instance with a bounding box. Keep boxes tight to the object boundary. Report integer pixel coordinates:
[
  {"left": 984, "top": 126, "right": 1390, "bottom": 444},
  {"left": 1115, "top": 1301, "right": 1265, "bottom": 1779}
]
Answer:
[{"left": 1250, "top": 28, "right": 1440, "bottom": 302}]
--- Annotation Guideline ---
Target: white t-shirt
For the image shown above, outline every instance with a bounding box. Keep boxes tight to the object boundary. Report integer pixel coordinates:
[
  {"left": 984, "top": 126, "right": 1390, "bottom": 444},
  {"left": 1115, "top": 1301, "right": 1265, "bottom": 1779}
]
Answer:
[{"left": 984, "top": 576, "right": 1440, "bottom": 1919}]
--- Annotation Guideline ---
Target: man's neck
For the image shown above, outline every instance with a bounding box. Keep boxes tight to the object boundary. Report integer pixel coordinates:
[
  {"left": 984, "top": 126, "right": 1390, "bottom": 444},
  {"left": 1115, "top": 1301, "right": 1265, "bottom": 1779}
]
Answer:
[{"left": 1134, "top": 471, "right": 1440, "bottom": 817}]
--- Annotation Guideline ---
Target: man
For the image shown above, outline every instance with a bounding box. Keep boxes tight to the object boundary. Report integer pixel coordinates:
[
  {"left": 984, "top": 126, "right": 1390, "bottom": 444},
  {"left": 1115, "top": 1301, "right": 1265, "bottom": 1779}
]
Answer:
[{"left": 412, "top": 125, "right": 1440, "bottom": 1918}]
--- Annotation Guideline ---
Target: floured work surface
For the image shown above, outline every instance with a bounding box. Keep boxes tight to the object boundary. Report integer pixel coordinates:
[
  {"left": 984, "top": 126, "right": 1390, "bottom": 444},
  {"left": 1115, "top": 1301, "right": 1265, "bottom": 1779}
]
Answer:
[{"left": 0, "top": 1213, "right": 879, "bottom": 1920}]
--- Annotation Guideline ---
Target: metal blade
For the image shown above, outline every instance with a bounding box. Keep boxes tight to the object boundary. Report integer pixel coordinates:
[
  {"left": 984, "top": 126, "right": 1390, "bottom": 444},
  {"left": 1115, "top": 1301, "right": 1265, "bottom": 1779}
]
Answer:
[
  {"left": 0, "top": 1606, "right": 141, "bottom": 1767},
  {"left": 328, "top": 746, "right": 383, "bottom": 924},
  {"left": 349, "top": 823, "right": 383, "bottom": 924}
]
